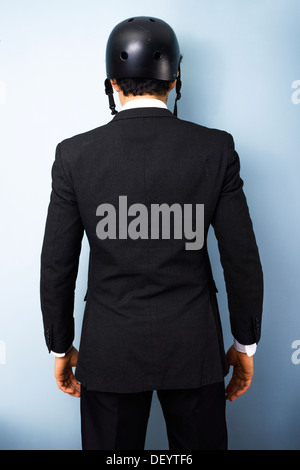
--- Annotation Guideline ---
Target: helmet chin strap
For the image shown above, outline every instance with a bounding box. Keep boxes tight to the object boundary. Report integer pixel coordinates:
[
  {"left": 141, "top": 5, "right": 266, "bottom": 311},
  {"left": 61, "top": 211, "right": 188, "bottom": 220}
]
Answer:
[
  {"left": 105, "top": 79, "right": 118, "bottom": 115},
  {"left": 173, "top": 64, "right": 182, "bottom": 117}
]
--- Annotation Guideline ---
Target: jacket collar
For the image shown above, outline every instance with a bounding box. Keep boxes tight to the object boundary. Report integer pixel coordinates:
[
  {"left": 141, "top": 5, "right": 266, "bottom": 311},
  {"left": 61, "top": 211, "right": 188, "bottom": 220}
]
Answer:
[{"left": 111, "top": 106, "right": 176, "bottom": 122}]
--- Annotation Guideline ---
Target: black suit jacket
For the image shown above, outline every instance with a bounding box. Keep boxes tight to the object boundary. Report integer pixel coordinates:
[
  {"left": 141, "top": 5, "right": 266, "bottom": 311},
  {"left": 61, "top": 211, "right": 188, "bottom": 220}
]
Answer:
[{"left": 40, "top": 107, "right": 263, "bottom": 392}]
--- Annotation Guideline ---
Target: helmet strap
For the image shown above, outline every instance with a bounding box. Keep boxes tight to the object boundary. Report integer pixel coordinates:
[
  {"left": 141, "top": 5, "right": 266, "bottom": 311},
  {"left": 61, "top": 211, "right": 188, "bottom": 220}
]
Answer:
[
  {"left": 173, "top": 64, "right": 182, "bottom": 117},
  {"left": 105, "top": 79, "right": 118, "bottom": 115}
]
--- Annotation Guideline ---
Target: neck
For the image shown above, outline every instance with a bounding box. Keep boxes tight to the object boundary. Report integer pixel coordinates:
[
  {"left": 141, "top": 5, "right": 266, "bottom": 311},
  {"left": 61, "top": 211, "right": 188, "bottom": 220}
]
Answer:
[{"left": 119, "top": 93, "right": 169, "bottom": 107}]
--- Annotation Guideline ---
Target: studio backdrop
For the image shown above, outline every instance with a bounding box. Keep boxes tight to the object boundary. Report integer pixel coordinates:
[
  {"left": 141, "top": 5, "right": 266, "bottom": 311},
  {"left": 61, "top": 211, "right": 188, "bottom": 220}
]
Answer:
[{"left": 1, "top": 0, "right": 299, "bottom": 450}]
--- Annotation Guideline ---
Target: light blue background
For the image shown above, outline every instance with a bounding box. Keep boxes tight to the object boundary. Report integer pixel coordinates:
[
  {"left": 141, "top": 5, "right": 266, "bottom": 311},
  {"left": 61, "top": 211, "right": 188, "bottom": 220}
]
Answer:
[{"left": 1, "top": 0, "right": 299, "bottom": 450}]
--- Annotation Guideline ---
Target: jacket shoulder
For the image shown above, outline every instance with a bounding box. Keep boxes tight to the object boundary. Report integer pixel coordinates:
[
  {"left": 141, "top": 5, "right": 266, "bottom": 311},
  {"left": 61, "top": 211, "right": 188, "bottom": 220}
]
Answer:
[
  {"left": 58, "top": 116, "right": 233, "bottom": 159},
  {"left": 175, "top": 116, "right": 231, "bottom": 143},
  {"left": 59, "top": 122, "right": 110, "bottom": 153}
]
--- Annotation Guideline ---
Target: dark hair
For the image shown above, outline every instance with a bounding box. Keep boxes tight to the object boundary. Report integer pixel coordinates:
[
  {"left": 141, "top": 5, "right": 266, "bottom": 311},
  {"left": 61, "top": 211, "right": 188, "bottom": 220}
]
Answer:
[{"left": 115, "top": 77, "right": 171, "bottom": 97}]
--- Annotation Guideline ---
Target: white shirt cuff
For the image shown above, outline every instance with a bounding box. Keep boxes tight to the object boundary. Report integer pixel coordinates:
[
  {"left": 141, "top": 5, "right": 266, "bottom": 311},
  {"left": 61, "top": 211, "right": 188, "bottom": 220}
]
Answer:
[
  {"left": 51, "top": 345, "right": 73, "bottom": 357},
  {"left": 234, "top": 339, "right": 257, "bottom": 357}
]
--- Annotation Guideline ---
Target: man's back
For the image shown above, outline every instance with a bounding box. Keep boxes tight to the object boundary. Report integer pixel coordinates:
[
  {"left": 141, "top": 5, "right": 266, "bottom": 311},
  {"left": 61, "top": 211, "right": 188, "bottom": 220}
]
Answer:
[{"left": 41, "top": 106, "right": 263, "bottom": 392}]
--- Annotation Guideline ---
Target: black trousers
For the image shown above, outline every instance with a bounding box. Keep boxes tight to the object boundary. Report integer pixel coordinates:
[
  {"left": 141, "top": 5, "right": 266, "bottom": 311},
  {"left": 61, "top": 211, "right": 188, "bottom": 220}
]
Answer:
[{"left": 80, "top": 381, "right": 227, "bottom": 450}]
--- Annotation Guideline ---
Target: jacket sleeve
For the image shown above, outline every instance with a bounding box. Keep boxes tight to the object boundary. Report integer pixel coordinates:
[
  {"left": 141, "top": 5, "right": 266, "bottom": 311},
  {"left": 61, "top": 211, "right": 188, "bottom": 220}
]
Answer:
[
  {"left": 211, "top": 134, "right": 263, "bottom": 345},
  {"left": 40, "top": 143, "right": 84, "bottom": 353}
]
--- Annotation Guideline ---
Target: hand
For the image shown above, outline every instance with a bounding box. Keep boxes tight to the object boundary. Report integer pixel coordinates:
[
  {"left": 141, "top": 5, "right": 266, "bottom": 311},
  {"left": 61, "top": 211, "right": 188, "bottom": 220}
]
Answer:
[
  {"left": 54, "top": 346, "right": 81, "bottom": 397},
  {"left": 225, "top": 345, "right": 254, "bottom": 402}
]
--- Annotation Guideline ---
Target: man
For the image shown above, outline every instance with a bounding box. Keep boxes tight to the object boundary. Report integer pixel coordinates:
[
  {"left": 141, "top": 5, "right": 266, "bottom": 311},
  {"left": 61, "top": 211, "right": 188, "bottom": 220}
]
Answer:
[{"left": 40, "top": 16, "right": 263, "bottom": 450}]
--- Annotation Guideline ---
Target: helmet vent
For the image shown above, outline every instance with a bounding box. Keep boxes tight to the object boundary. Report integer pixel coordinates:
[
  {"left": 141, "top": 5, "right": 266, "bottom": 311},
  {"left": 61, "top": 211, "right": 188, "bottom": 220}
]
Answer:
[
  {"left": 120, "top": 51, "right": 128, "bottom": 61},
  {"left": 128, "top": 18, "right": 134, "bottom": 22},
  {"left": 149, "top": 18, "right": 155, "bottom": 22},
  {"left": 153, "top": 51, "right": 162, "bottom": 60}
]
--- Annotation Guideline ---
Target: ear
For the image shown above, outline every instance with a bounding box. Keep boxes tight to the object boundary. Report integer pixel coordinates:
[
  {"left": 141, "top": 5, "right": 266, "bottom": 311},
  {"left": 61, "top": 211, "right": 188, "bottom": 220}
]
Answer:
[
  {"left": 168, "top": 79, "right": 177, "bottom": 92},
  {"left": 110, "top": 79, "right": 120, "bottom": 92}
]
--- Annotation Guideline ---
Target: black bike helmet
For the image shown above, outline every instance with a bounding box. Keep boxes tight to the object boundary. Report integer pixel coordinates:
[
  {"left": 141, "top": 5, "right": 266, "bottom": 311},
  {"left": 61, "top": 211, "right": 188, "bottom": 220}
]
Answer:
[{"left": 104, "top": 16, "right": 182, "bottom": 116}]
